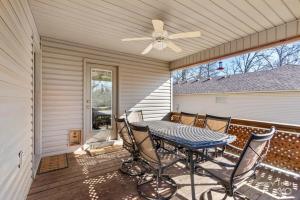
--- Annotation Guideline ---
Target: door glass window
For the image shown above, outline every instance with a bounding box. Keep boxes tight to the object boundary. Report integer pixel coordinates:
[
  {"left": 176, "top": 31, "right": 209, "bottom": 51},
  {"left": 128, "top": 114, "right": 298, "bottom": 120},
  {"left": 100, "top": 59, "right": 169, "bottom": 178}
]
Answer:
[{"left": 91, "top": 69, "right": 112, "bottom": 134}]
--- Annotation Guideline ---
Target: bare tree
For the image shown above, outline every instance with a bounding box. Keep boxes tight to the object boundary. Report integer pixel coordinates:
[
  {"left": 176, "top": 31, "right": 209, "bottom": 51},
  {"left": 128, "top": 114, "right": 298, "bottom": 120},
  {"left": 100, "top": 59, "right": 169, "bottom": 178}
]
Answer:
[
  {"left": 181, "top": 69, "right": 187, "bottom": 81},
  {"left": 262, "top": 43, "right": 300, "bottom": 69},
  {"left": 172, "top": 70, "right": 183, "bottom": 84},
  {"left": 229, "top": 52, "right": 266, "bottom": 74},
  {"left": 204, "top": 62, "right": 219, "bottom": 78},
  {"left": 172, "top": 69, "right": 191, "bottom": 83},
  {"left": 172, "top": 41, "right": 300, "bottom": 84}
]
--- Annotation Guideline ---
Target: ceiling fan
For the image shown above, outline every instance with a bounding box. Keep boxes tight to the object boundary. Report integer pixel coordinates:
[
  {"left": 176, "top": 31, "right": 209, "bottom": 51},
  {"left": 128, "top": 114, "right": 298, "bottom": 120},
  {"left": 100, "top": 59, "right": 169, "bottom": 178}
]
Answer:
[{"left": 121, "top": 20, "right": 201, "bottom": 55}]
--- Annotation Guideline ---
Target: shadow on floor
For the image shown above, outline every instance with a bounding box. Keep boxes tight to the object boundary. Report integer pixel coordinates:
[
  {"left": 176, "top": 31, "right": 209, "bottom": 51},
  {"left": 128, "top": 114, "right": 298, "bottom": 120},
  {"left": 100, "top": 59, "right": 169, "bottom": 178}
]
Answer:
[{"left": 27, "top": 150, "right": 300, "bottom": 200}]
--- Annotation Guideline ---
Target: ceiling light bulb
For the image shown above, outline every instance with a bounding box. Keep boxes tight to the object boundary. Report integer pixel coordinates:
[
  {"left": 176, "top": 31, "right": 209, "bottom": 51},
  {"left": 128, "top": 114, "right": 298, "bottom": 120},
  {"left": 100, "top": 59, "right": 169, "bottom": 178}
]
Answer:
[{"left": 153, "top": 40, "right": 167, "bottom": 50}]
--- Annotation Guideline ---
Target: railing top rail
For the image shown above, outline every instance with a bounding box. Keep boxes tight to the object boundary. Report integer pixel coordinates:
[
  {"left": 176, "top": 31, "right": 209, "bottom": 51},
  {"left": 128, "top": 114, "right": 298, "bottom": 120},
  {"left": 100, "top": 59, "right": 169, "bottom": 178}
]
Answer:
[{"left": 170, "top": 112, "right": 300, "bottom": 133}]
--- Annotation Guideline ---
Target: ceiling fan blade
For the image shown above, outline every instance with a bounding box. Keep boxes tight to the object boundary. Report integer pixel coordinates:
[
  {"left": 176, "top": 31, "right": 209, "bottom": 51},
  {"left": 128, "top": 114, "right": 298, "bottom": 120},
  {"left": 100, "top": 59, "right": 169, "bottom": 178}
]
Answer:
[
  {"left": 141, "top": 43, "right": 153, "bottom": 54},
  {"left": 169, "top": 31, "right": 201, "bottom": 39},
  {"left": 166, "top": 41, "right": 182, "bottom": 53},
  {"left": 121, "top": 37, "right": 152, "bottom": 42},
  {"left": 152, "top": 20, "right": 164, "bottom": 32}
]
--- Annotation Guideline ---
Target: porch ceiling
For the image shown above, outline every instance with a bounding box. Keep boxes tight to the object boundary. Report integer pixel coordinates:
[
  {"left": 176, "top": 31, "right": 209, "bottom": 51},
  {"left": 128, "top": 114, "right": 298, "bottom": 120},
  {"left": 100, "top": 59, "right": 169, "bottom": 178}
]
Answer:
[{"left": 29, "top": 0, "right": 300, "bottom": 62}]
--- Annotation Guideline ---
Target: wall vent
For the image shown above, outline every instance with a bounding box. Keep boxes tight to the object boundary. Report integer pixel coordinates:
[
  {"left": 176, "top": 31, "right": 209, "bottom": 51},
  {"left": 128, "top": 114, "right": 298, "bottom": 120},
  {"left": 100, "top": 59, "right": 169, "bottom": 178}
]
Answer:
[{"left": 216, "top": 96, "right": 227, "bottom": 104}]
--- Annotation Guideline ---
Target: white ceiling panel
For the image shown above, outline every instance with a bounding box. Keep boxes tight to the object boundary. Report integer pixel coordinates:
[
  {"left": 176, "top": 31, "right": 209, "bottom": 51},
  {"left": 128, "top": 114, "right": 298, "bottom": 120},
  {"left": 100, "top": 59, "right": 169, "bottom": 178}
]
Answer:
[{"left": 29, "top": 0, "right": 300, "bottom": 61}]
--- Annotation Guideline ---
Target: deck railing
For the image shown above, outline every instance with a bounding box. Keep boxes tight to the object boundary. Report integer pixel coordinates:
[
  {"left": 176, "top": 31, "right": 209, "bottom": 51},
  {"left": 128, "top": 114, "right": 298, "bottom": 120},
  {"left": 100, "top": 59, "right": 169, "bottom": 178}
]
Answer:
[{"left": 169, "top": 112, "right": 300, "bottom": 173}]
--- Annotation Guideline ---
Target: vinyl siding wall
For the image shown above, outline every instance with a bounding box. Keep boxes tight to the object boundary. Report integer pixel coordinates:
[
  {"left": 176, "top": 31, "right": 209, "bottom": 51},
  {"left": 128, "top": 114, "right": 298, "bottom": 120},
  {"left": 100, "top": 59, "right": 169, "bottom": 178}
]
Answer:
[
  {"left": 0, "top": 0, "right": 40, "bottom": 199},
  {"left": 174, "top": 92, "right": 300, "bottom": 125},
  {"left": 41, "top": 37, "right": 171, "bottom": 156}
]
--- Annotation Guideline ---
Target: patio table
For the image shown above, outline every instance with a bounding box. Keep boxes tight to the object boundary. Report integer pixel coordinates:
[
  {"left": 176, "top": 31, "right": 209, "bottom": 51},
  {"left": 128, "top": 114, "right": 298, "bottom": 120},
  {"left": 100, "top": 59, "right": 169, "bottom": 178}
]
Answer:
[{"left": 132, "top": 120, "right": 236, "bottom": 200}]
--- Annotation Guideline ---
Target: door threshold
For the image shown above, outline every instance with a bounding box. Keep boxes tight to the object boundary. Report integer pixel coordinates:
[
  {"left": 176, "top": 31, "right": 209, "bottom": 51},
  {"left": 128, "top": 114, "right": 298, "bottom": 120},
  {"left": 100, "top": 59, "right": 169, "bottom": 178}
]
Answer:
[
  {"left": 83, "top": 139, "right": 122, "bottom": 150},
  {"left": 84, "top": 139, "right": 122, "bottom": 156}
]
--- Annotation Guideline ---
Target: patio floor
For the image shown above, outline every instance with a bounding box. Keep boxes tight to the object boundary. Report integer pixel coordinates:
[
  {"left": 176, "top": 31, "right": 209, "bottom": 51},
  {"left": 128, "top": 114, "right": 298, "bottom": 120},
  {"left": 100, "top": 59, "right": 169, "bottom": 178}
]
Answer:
[{"left": 27, "top": 149, "right": 299, "bottom": 200}]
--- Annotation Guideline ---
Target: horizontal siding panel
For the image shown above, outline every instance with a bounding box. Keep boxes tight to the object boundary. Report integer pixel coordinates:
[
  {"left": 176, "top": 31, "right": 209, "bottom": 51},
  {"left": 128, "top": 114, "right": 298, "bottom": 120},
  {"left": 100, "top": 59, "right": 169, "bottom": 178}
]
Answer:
[
  {"left": 42, "top": 46, "right": 169, "bottom": 70},
  {"left": 42, "top": 57, "right": 83, "bottom": 66},
  {"left": 0, "top": 64, "right": 31, "bottom": 85},
  {"left": 42, "top": 95, "right": 83, "bottom": 101},
  {"left": 120, "top": 70, "right": 170, "bottom": 78},
  {"left": 42, "top": 68, "right": 82, "bottom": 76},
  {"left": 0, "top": 49, "right": 31, "bottom": 75},
  {"left": 122, "top": 96, "right": 171, "bottom": 101},
  {"left": 0, "top": 1, "right": 32, "bottom": 51},
  {"left": 43, "top": 63, "right": 83, "bottom": 71},
  {"left": 42, "top": 145, "right": 69, "bottom": 155},
  {"left": 42, "top": 85, "right": 82, "bottom": 91},
  {"left": 42, "top": 123, "right": 82, "bottom": 132},
  {"left": 42, "top": 106, "right": 82, "bottom": 112},
  {"left": 42, "top": 73, "right": 83, "bottom": 81},
  {"left": 43, "top": 90, "right": 82, "bottom": 96},
  {"left": 42, "top": 137, "right": 69, "bottom": 147},
  {"left": 42, "top": 39, "right": 168, "bottom": 67}
]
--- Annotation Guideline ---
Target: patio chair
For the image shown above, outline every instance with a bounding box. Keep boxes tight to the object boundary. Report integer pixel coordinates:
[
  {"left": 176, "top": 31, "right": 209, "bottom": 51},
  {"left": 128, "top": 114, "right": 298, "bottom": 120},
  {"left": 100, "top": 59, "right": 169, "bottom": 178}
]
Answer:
[
  {"left": 180, "top": 112, "right": 197, "bottom": 126},
  {"left": 125, "top": 110, "right": 143, "bottom": 123},
  {"left": 130, "top": 124, "right": 183, "bottom": 200},
  {"left": 198, "top": 127, "right": 276, "bottom": 200},
  {"left": 204, "top": 114, "right": 231, "bottom": 157},
  {"left": 115, "top": 116, "right": 144, "bottom": 176},
  {"left": 170, "top": 112, "right": 181, "bottom": 123}
]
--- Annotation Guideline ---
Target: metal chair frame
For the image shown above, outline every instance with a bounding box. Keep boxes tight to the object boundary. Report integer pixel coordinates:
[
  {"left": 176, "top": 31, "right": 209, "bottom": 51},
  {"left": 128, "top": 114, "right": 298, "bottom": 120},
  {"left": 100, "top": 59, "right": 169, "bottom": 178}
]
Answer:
[
  {"left": 115, "top": 116, "right": 144, "bottom": 176},
  {"left": 199, "top": 127, "right": 276, "bottom": 199},
  {"left": 130, "top": 124, "right": 181, "bottom": 200},
  {"left": 204, "top": 114, "right": 232, "bottom": 157},
  {"left": 180, "top": 112, "right": 198, "bottom": 126},
  {"left": 125, "top": 109, "right": 144, "bottom": 123}
]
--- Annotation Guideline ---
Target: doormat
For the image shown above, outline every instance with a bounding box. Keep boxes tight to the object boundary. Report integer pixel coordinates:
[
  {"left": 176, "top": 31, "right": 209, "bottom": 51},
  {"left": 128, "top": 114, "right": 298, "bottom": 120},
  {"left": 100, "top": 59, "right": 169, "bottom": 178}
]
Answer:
[{"left": 38, "top": 154, "right": 68, "bottom": 174}]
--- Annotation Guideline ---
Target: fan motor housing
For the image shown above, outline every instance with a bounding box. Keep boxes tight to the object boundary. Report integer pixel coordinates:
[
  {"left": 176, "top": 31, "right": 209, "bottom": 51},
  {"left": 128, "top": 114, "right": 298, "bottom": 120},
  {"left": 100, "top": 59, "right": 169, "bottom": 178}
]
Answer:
[{"left": 152, "top": 31, "right": 168, "bottom": 50}]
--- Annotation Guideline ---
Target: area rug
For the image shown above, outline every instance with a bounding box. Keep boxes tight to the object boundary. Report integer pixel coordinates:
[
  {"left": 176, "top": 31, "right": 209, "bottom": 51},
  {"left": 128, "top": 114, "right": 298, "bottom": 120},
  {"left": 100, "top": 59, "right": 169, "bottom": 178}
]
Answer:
[{"left": 38, "top": 154, "right": 68, "bottom": 174}]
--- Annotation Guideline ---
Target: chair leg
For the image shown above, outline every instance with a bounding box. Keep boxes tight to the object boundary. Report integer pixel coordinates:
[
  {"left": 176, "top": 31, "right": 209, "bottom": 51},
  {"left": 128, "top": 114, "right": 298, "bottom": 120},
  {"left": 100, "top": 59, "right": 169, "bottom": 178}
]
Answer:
[
  {"left": 200, "top": 186, "right": 250, "bottom": 200},
  {"left": 200, "top": 187, "right": 227, "bottom": 200},
  {"left": 137, "top": 173, "right": 177, "bottom": 200},
  {"left": 215, "top": 147, "right": 218, "bottom": 157},
  {"left": 222, "top": 146, "right": 226, "bottom": 157},
  {"left": 119, "top": 157, "right": 145, "bottom": 176},
  {"left": 233, "top": 191, "right": 250, "bottom": 200}
]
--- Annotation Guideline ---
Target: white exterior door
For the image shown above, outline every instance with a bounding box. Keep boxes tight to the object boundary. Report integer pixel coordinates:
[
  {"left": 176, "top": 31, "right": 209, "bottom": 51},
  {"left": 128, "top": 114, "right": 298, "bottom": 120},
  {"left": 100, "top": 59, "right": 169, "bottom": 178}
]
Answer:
[{"left": 84, "top": 63, "right": 117, "bottom": 144}]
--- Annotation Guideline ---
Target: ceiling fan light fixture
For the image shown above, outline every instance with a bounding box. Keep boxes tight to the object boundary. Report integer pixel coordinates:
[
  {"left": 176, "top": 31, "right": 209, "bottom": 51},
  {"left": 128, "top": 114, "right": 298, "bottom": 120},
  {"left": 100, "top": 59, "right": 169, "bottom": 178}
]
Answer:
[{"left": 153, "top": 40, "right": 167, "bottom": 50}]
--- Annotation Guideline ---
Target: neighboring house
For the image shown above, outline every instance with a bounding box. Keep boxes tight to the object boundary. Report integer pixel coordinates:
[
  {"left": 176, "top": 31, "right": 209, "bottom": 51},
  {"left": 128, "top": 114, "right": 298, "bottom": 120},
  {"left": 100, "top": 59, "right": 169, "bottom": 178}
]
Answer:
[{"left": 173, "top": 65, "right": 300, "bottom": 125}]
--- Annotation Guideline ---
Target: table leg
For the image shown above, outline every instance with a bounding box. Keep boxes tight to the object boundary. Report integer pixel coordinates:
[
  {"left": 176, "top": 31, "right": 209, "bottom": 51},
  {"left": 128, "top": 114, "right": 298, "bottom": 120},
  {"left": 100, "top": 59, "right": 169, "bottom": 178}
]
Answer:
[{"left": 189, "top": 150, "right": 196, "bottom": 200}]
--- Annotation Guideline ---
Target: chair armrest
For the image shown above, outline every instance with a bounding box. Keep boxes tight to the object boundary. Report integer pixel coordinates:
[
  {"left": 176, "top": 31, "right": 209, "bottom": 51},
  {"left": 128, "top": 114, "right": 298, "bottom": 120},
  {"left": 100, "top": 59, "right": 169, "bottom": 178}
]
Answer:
[
  {"left": 200, "top": 152, "right": 236, "bottom": 168},
  {"left": 226, "top": 144, "right": 243, "bottom": 152},
  {"left": 210, "top": 159, "right": 236, "bottom": 168}
]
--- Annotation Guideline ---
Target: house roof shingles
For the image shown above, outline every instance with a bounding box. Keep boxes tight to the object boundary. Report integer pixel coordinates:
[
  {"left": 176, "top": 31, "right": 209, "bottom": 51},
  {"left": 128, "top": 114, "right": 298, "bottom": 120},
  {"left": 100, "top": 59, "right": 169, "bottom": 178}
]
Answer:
[{"left": 173, "top": 65, "right": 300, "bottom": 95}]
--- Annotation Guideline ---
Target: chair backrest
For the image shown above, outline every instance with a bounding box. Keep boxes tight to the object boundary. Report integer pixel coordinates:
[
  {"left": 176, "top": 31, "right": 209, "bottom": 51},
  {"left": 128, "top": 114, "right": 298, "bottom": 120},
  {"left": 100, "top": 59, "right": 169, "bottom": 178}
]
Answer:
[
  {"left": 204, "top": 114, "right": 231, "bottom": 133},
  {"left": 170, "top": 113, "right": 181, "bottom": 123},
  {"left": 231, "top": 127, "right": 276, "bottom": 183},
  {"left": 180, "top": 112, "right": 197, "bottom": 126},
  {"left": 126, "top": 110, "right": 143, "bottom": 123},
  {"left": 114, "top": 116, "right": 135, "bottom": 152},
  {"left": 129, "top": 124, "right": 160, "bottom": 166}
]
